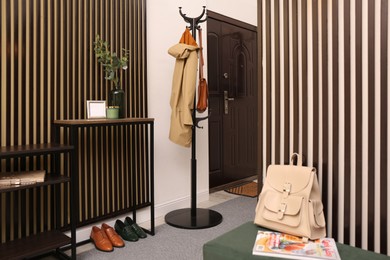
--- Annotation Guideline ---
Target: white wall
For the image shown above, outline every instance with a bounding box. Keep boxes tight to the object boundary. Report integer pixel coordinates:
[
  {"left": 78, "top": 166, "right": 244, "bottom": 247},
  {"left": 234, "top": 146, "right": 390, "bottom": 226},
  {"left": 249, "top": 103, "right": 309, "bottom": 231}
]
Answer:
[
  {"left": 207, "top": 0, "right": 257, "bottom": 26},
  {"left": 147, "top": 0, "right": 257, "bottom": 219}
]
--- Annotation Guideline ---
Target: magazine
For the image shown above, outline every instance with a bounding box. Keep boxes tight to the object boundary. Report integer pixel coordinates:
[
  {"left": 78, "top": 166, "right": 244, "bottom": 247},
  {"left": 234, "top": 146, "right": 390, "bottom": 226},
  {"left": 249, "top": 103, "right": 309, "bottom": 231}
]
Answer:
[
  {"left": 252, "top": 230, "right": 341, "bottom": 260},
  {"left": 0, "top": 170, "right": 46, "bottom": 186}
]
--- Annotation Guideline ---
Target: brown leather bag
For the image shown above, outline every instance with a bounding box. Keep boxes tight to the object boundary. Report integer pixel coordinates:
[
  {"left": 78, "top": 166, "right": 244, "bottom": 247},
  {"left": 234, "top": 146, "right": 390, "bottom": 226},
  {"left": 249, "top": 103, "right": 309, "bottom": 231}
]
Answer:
[{"left": 197, "top": 28, "right": 208, "bottom": 113}]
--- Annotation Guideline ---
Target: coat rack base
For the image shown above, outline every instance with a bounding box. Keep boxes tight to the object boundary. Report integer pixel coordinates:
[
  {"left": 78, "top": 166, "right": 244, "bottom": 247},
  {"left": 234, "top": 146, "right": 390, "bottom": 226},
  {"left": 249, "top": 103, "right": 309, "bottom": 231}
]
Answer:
[{"left": 165, "top": 208, "right": 223, "bottom": 229}]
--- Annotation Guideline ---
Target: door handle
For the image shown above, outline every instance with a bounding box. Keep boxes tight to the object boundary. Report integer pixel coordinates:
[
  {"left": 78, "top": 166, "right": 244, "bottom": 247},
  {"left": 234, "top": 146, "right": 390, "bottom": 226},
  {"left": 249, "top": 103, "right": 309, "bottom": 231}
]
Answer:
[{"left": 224, "top": 91, "right": 234, "bottom": 114}]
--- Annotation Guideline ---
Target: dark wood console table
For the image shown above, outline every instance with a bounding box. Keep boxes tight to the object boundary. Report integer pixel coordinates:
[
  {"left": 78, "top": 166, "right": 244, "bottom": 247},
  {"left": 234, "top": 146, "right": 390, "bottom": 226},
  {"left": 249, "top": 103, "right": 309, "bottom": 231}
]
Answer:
[{"left": 52, "top": 118, "right": 155, "bottom": 239}]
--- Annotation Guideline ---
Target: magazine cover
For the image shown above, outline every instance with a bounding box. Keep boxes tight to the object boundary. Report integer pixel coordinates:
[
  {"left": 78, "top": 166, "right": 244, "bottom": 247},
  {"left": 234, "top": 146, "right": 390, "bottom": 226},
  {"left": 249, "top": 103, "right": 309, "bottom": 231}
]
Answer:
[
  {"left": 252, "top": 231, "right": 341, "bottom": 260},
  {"left": 0, "top": 170, "right": 46, "bottom": 185}
]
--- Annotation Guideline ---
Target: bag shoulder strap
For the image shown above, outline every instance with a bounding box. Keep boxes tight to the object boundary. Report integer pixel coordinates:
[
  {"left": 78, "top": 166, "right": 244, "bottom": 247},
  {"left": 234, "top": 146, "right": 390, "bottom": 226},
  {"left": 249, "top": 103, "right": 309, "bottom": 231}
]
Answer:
[{"left": 198, "top": 28, "right": 204, "bottom": 79}]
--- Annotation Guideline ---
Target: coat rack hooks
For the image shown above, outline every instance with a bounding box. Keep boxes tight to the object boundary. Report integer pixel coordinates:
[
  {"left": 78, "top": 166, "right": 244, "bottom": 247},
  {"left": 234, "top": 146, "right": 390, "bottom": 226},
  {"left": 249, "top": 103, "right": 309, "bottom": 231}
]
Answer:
[
  {"left": 179, "top": 6, "right": 207, "bottom": 33},
  {"left": 165, "top": 6, "right": 223, "bottom": 230}
]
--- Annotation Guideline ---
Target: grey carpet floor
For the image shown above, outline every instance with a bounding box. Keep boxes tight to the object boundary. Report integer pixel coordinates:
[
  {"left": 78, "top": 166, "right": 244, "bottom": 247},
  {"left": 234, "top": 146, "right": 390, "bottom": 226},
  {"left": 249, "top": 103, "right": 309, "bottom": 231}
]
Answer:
[{"left": 78, "top": 196, "right": 257, "bottom": 260}]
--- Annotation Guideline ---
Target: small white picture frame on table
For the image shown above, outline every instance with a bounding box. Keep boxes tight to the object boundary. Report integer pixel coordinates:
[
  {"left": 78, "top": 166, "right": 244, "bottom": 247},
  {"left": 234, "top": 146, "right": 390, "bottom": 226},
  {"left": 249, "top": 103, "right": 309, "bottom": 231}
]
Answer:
[{"left": 87, "top": 100, "right": 106, "bottom": 119}]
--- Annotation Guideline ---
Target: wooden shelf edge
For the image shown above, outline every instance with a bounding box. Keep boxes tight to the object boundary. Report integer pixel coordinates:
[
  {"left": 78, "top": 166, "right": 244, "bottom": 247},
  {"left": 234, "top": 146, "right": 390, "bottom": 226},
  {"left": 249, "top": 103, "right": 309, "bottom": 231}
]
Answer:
[
  {"left": 0, "top": 175, "right": 70, "bottom": 193},
  {"left": 0, "top": 230, "right": 71, "bottom": 260},
  {"left": 53, "top": 117, "right": 154, "bottom": 126},
  {"left": 0, "top": 143, "right": 74, "bottom": 158}
]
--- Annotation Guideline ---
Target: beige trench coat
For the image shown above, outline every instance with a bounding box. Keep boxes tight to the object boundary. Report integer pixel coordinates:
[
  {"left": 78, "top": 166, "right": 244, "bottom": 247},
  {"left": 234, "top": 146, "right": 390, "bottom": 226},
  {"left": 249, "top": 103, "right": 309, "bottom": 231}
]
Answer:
[{"left": 168, "top": 43, "right": 199, "bottom": 147}]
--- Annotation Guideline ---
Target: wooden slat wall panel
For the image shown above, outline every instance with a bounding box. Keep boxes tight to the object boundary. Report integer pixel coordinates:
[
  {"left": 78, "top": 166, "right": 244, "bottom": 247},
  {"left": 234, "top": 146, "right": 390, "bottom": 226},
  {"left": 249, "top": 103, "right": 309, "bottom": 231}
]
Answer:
[
  {"left": 0, "top": 0, "right": 147, "bottom": 242},
  {"left": 258, "top": 0, "right": 389, "bottom": 255},
  {"left": 70, "top": 123, "right": 151, "bottom": 226}
]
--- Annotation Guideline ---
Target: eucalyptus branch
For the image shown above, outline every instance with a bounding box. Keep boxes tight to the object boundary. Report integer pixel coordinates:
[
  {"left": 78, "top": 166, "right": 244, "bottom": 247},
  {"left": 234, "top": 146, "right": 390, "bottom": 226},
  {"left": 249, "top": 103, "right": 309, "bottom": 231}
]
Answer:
[{"left": 93, "top": 35, "right": 129, "bottom": 88}]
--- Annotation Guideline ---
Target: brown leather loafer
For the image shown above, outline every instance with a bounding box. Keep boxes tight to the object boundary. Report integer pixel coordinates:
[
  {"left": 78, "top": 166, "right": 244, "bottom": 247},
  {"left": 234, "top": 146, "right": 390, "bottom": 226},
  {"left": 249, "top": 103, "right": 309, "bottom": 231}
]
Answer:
[
  {"left": 102, "top": 223, "right": 125, "bottom": 248},
  {"left": 90, "top": 226, "right": 114, "bottom": 252}
]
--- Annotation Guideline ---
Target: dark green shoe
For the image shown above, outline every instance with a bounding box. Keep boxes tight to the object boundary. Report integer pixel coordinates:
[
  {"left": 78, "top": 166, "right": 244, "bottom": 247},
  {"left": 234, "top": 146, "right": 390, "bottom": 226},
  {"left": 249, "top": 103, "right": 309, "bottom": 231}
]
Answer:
[
  {"left": 124, "top": 216, "right": 147, "bottom": 239},
  {"left": 114, "top": 219, "right": 139, "bottom": 242}
]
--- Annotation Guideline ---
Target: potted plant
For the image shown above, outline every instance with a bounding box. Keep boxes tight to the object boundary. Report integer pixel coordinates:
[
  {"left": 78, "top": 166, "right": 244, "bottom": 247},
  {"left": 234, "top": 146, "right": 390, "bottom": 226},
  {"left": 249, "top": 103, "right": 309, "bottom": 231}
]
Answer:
[{"left": 93, "top": 34, "right": 129, "bottom": 118}]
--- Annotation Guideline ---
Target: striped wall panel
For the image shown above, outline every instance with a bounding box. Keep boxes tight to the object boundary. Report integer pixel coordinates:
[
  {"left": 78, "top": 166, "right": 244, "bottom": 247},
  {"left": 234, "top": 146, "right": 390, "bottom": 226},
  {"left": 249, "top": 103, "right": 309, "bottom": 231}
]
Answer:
[
  {"left": 258, "top": 0, "right": 389, "bottom": 255},
  {"left": 0, "top": 0, "right": 147, "bottom": 242}
]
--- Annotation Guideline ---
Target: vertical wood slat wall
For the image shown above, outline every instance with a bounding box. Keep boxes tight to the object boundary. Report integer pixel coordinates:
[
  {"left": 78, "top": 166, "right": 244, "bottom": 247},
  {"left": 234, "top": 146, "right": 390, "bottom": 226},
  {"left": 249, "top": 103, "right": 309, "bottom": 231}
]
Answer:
[
  {"left": 258, "top": 0, "right": 389, "bottom": 255},
  {"left": 69, "top": 122, "right": 152, "bottom": 226},
  {"left": 0, "top": 0, "right": 147, "bottom": 242}
]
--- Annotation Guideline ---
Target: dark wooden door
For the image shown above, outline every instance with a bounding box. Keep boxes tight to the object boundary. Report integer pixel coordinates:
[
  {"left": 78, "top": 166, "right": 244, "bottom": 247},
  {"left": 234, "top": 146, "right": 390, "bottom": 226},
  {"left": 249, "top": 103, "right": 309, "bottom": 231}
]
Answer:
[{"left": 207, "top": 12, "right": 258, "bottom": 189}]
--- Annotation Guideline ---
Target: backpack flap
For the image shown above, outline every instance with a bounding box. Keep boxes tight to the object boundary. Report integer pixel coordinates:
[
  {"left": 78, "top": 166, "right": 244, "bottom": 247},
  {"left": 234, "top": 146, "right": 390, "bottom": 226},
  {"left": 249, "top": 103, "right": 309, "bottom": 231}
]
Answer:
[{"left": 266, "top": 165, "right": 315, "bottom": 195}]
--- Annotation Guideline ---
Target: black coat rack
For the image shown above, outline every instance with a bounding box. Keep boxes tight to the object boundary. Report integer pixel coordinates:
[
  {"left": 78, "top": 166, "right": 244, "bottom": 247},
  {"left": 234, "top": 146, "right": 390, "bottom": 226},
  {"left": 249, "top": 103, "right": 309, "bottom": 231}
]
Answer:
[{"left": 165, "top": 6, "right": 223, "bottom": 229}]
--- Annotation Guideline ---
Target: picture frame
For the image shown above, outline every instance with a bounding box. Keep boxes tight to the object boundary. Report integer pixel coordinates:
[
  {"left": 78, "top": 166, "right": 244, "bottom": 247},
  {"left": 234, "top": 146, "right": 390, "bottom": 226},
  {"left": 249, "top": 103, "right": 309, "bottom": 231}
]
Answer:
[{"left": 87, "top": 100, "right": 106, "bottom": 119}]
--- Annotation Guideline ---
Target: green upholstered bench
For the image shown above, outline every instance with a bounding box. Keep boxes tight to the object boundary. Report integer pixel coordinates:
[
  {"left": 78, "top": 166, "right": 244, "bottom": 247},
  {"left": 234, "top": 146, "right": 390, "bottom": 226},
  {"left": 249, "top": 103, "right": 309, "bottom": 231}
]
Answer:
[{"left": 203, "top": 221, "right": 389, "bottom": 260}]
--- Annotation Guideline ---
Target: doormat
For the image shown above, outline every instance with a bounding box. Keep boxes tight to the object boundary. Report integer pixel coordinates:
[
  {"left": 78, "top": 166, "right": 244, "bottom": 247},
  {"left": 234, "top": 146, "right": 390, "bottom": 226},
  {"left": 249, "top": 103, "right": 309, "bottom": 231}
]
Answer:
[{"left": 224, "top": 182, "right": 258, "bottom": 198}]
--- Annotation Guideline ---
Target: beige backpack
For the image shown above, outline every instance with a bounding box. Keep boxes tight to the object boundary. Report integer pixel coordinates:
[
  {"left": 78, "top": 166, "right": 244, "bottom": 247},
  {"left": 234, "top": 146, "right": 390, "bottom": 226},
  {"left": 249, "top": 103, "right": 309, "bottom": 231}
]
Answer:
[{"left": 254, "top": 153, "right": 326, "bottom": 240}]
